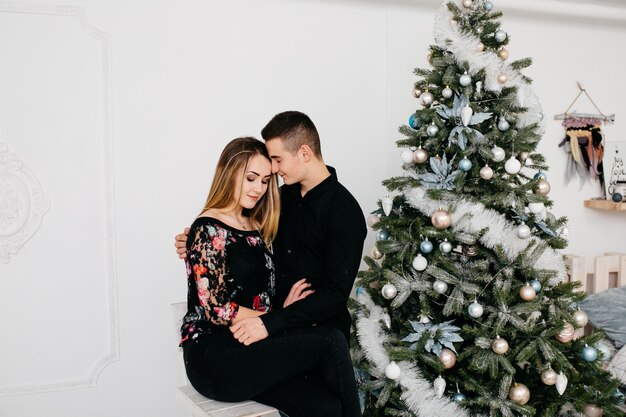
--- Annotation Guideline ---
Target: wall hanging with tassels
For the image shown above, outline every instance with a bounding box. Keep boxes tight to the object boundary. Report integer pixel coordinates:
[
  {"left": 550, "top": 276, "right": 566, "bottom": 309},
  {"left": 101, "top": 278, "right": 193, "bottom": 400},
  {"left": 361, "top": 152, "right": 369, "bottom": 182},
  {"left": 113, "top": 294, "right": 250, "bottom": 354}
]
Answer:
[{"left": 555, "top": 82, "right": 614, "bottom": 197}]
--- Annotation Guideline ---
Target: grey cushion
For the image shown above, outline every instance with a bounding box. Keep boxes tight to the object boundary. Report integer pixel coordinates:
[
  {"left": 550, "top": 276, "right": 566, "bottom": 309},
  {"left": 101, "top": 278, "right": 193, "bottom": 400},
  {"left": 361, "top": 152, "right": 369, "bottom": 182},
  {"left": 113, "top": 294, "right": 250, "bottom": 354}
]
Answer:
[{"left": 580, "top": 285, "right": 626, "bottom": 348}]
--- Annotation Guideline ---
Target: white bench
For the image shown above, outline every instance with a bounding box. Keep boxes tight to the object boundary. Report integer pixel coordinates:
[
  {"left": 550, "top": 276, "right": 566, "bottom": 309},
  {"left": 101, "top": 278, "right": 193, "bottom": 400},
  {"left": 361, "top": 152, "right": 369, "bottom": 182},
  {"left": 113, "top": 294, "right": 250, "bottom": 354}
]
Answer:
[{"left": 171, "top": 302, "right": 281, "bottom": 417}]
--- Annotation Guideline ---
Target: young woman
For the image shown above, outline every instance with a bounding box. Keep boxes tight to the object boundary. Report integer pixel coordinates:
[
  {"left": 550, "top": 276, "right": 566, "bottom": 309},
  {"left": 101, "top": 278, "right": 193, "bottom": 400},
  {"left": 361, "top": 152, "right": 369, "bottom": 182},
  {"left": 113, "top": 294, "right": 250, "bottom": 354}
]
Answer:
[{"left": 180, "top": 137, "right": 361, "bottom": 417}]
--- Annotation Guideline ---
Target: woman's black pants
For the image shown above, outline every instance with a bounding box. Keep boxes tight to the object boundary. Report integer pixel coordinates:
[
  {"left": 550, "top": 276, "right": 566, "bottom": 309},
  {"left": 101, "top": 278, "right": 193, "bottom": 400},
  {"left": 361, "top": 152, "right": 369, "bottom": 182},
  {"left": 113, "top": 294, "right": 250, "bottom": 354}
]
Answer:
[{"left": 183, "top": 326, "right": 361, "bottom": 417}]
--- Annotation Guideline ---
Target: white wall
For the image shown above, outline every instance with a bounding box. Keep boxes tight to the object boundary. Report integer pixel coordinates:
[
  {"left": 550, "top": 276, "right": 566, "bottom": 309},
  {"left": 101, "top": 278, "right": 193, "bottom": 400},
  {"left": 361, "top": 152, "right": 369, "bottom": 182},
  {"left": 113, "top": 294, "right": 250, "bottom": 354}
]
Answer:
[{"left": 0, "top": 1, "right": 624, "bottom": 416}]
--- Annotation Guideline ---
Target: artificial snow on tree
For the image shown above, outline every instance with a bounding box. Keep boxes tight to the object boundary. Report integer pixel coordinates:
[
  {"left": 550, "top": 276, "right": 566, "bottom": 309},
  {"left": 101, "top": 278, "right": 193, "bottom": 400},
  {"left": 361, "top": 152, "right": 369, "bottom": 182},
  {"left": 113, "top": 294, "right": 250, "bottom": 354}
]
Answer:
[{"left": 350, "top": 1, "right": 623, "bottom": 416}]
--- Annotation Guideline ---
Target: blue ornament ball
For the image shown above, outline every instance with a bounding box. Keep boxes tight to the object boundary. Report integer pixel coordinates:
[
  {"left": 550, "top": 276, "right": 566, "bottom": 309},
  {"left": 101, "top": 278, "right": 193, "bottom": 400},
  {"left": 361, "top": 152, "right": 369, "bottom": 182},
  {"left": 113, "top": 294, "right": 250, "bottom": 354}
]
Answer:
[
  {"left": 453, "top": 392, "right": 466, "bottom": 402},
  {"left": 459, "top": 158, "right": 473, "bottom": 172},
  {"left": 484, "top": 1, "right": 493, "bottom": 10},
  {"left": 581, "top": 345, "right": 598, "bottom": 362},
  {"left": 530, "top": 279, "right": 542, "bottom": 293},
  {"left": 376, "top": 230, "right": 390, "bottom": 241},
  {"left": 420, "top": 239, "right": 434, "bottom": 254},
  {"left": 355, "top": 287, "right": 366, "bottom": 297},
  {"left": 534, "top": 171, "right": 547, "bottom": 180},
  {"left": 614, "top": 389, "right": 625, "bottom": 405},
  {"left": 409, "top": 114, "right": 420, "bottom": 129},
  {"left": 612, "top": 192, "right": 623, "bottom": 203}
]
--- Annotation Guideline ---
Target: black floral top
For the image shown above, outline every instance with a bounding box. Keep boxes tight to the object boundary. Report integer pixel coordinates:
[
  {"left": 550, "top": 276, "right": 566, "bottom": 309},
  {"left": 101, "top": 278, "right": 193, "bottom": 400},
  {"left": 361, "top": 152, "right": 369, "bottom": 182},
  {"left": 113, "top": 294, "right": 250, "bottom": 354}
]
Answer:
[{"left": 180, "top": 217, "right": 275, "bottom": 345}]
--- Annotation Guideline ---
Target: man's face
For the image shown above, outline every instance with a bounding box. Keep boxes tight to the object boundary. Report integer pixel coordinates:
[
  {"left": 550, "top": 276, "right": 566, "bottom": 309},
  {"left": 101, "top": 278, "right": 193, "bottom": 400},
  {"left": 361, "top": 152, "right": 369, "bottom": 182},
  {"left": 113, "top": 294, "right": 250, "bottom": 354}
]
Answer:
[{"left": 265, "top": 138, "right": 304, "bottom": 185}]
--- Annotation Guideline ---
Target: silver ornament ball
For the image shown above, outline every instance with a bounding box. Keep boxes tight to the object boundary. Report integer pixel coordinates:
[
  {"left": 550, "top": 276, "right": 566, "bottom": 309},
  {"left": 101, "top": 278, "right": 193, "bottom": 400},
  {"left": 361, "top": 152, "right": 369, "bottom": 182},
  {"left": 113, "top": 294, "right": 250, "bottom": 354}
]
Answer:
[
  {"left": 595, "top": 342, "right": 612, "bottom": 361},
  {"left": 528, "top": 202, "right": 544, "bottom": 214},
  {"left": 439, "top": 239, "right": 453, "bottom": 254},
  {"left": 442, "top": 86, "right": 453, "bottom": 99},
  {"left": 491, "top": 146, "right": 506, "bottom": 162},
  {"left": 541, "top": 368, "right": 558, "bottom": 385},
  {"left": 427, "top": 123, "right": 439, "bottom": 137},
  {"left": 573, "top": 309, "right": 589, "bottom": 328},
  {"left": 420, "top": 91, "right": 434, "bottom": 106},
  {"left": 460, "top": 72, "right": 472, "bottom": 87},
  {"left": 519, "top": 284, "right": 536, "bottom": 301},
  {"left": 508, "top": 383, "right": 530, "bottom": 405},
  {"left": 412, "top": 87, "right": 422, "bottom": 98},
  {"left": 431, "top": 208, "right": 452, "bottom": 229},
  {"left": 468, "top": 301, "right": 484, "bottom": 318},
  {"left": 366, "top": 213, "right": 380, "bottom": 227},
  {"left": 480, "top": 165, "right": 494, "bottom": 180},
  {"left": 492, "top": 337, "right": 509, "bottom": 355},
  {"left": 535, "top": 179, "right": 551, "bottom": 195},
  {"left": 433, "top": 280, "right": 449, "bottom": 294},
  {"left": 497, "top": 118, "right": 510, "bottom": 131},
  {"left": 494, "top": 29, "right": 507, "bottom": 43},
  {"left": 516, "top": 223, "right": 531, "bottom": 239},
  {"left": 413, "top": 147, "right": 428, "bottom": 164}
]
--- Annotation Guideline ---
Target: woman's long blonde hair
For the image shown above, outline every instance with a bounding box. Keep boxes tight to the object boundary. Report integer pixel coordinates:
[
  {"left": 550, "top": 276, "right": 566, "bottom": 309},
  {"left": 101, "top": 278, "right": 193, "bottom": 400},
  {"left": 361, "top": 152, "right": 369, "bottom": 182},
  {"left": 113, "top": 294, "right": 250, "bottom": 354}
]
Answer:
[{"left": 201, "top": 137, "right": 280, "bottom": 245}]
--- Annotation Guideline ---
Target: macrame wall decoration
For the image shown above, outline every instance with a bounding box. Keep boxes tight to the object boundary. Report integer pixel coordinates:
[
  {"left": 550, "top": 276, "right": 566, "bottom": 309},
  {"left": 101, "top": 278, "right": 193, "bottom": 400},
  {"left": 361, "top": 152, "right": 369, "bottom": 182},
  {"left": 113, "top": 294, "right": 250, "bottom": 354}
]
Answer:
[{"left": 555, "top": 82, "right": 615, "bottom": 196}]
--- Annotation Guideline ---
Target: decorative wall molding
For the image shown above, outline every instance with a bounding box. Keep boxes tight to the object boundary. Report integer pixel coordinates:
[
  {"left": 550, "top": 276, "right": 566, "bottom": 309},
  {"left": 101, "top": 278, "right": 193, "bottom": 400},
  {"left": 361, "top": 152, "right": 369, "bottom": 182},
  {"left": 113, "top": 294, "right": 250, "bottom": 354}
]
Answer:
[
  {"left": 0, "top": 2, "right": 119, "bottom": 396},
  {"left": 0, "top": 143, "right": 50, "bottom": 264}
]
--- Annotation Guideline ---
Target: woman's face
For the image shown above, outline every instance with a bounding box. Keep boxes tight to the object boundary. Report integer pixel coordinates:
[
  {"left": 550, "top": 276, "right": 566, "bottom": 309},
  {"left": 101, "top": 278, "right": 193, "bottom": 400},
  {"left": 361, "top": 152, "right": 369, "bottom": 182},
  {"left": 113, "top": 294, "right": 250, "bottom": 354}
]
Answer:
[{"left": 233, "top": 154, "right": 272, "bottom": 210}]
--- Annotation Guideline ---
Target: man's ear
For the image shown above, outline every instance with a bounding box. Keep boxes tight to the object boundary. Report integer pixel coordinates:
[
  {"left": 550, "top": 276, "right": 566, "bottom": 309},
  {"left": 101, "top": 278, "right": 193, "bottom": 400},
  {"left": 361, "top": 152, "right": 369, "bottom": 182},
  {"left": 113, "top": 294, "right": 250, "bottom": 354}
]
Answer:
[{"left": 299, "top": 144, "right": 314, "bottom": 162}]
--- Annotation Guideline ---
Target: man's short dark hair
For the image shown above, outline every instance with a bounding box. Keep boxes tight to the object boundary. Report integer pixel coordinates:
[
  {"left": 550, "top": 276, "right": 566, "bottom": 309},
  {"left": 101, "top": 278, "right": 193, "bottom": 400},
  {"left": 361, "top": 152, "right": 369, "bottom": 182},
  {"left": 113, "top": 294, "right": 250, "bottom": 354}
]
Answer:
[{"left": 261, "top": 111, "right": 322, "bottom": 157}]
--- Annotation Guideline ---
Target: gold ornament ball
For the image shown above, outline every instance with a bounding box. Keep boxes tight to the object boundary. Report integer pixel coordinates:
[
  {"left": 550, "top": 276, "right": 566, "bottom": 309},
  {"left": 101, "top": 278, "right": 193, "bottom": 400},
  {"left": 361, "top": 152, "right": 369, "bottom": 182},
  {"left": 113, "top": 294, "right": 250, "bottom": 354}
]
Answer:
[
  {"left": 519, "top": 284, "right": 537, "bottom": 301},
  {"left": 439, "top": 348, "right": 457, "bottom": 369},
  {"left": 583, "top": 404, "right": 604, "bottom": 417},
  {"left": 555, "top": 323, "right": 576, "bottom": 343},
  {"left": 462, "top": 0, "right": 473, "bottom": 8},
  {"left": 518, "top": 151, "right": 529, "bottom": 162},
  {"left": 492, "top": 337, "right": 509, "bottom": 355},
  {"left": 508, "top": 383, "right": 530, "bottom": 405},
  {"left": 477, "top": 42, "right": 485, "bottom": 52},
  {"left": 413, "top": 147, "right": 429, "bottom": 164},
  {"left": 431, "top": 208, "right": 452, "bottom": 229},
  {"left": 535, "top": 179, "right": 551, "bottom": 195},
  {"left": 497, "top": 74, "right": 508, "bottom": 84},
  {"left": 498, "top": 48, "right": 510, "bottom": 60},
  {"left": 540, "top": 368, "right": 558, "bottom": 385},
  {"left": 573, "top": 309, "right": 589, "bottom": 328},
  {"left": 371, "top": 247, "right": 383, "bottom": 260}
]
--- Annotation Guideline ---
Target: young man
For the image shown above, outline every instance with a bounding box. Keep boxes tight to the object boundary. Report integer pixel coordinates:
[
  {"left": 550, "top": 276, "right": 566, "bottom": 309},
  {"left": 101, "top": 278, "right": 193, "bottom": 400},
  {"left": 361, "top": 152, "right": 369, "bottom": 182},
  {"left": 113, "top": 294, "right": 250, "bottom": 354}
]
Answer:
[{"left": 176, "top": 111, "right": 367, "bottom": 345}]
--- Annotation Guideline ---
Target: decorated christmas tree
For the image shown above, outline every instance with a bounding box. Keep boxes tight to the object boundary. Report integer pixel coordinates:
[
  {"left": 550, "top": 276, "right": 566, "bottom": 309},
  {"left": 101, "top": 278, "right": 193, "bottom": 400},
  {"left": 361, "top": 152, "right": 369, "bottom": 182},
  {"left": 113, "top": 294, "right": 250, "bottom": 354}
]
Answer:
[{"left": 351, "top": 1, "right": 624, "bottom": 416}]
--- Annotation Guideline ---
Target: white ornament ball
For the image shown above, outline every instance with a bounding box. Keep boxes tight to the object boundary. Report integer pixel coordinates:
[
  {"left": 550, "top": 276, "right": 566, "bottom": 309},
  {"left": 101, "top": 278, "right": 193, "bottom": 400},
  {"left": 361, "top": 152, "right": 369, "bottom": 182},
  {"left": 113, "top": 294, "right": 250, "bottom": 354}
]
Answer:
[
  {"left": 462, "top": 0, "right": 472, "bottom": 8},
  {"left": 412, "top": 254, "right": 428, "bottom": 271},
  {"left": 439, "top": 239, "right": 453, "bottom": 254},
  {"left": 468, "top": 301, "right": 484, "bottom": 318},
  {"left": 413, "top": 147, "right": 428, "bottom": 164},
  {"left": 381, "top": 283, "right": 398, "bottom": 300},
  {"left": 460, "top": 72, "right": 472, "bottom": 87},
  {"left": 442, "top": 86, "right": 453, "bottom": 99},
  {"left": 573, "top": 309, "right": 589, "bottom": 328},
  {"left": 504, "top": 157, "right": 522, "bottom": 174},
  {"left": 401, "top": 149, "right": 415, "bottom": 164},
  {"left": 497, "top": 118, "right": 510, "bottom": 131},
  {"left": 385, "top": 361, "right": 402, "bottom": 380},
  {"left": 492, "top": 336, "right": 509, "bottom": 354},
  {"left": 420, "top": 91, "right": 434, "bottom": 106},
  {"left": 476, "top": 42, "right": 485, "bottom": 52},
  {"left": 541, "top": 368, "right": 558, "bottom": 385},
  {"left": 516, "top": 223, "right": 531, "bottom": 239},
  {"left": 491, "top": 146, "right": 506, "bottom": 162},
  {"left": 480, "top": 165, "right": 494, "bottom": 180},
  {"left": 528, "top": 202, "right": 544, "bottom": 214},
  {"left": 433, "top": 280, "right": 448, "bottom": 294}
]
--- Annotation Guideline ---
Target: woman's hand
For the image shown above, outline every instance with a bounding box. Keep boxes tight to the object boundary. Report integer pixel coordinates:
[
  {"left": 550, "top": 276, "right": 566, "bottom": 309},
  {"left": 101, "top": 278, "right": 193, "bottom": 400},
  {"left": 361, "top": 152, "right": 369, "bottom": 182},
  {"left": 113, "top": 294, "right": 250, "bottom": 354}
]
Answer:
[
  {"left": 174, "top": 227, "right": 190, "bottom": 259},
  {"left": 230, "top": 317, "right": 269, "bottom": 346},
  {"left": 283, "top": 278, "right": 314, "bottom": 308}
]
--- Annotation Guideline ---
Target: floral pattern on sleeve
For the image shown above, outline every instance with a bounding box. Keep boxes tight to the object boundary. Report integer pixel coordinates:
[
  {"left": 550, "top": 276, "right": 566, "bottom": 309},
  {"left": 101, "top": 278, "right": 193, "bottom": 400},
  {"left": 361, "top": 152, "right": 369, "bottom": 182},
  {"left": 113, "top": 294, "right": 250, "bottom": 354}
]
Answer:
[{"left": 188, "top": 224, "right": 239, "bottom": 326}]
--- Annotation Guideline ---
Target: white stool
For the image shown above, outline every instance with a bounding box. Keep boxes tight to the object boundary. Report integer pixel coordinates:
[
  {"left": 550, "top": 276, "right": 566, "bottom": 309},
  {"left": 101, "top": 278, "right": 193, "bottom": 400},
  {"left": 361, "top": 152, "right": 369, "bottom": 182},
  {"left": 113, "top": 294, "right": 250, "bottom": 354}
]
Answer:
[{"left": 171, "top": 302, "right": 280, "bottom": 417}]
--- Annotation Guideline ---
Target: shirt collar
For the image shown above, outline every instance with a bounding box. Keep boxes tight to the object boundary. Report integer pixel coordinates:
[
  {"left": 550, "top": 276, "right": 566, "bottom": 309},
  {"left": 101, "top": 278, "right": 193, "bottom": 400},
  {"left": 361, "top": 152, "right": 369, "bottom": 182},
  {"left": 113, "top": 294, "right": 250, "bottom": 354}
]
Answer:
[{"left": 286, "top": 166, "right": 338, "bottom": 200}]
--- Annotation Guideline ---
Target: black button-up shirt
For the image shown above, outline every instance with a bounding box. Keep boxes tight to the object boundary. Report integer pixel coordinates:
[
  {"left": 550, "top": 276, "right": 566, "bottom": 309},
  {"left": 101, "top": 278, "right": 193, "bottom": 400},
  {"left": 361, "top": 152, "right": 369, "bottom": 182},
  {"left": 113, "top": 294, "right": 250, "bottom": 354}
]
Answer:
[{"left": 260, "top": 166, "right": 367, "bottom": 341}]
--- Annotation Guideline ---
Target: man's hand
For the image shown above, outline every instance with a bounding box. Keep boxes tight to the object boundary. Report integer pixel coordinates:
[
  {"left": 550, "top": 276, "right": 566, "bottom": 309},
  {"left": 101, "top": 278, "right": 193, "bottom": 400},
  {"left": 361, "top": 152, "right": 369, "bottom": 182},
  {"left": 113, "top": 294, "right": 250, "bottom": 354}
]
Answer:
[
  {"left": 230, "top": 317, "right": 268, "bottom": 346},
  {"left": 283, "top": 278, "right": 314, "bottom": 308},
  {"left": 175, "top": 228, "right": 190, "bottom": 259}
]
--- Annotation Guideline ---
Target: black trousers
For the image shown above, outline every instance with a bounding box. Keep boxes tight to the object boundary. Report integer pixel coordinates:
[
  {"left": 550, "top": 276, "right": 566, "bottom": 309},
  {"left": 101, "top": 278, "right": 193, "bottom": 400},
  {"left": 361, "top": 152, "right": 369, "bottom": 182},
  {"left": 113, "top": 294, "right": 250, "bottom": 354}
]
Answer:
[{"left": 183, "top": 326, "right": 362, "bottom": 417}]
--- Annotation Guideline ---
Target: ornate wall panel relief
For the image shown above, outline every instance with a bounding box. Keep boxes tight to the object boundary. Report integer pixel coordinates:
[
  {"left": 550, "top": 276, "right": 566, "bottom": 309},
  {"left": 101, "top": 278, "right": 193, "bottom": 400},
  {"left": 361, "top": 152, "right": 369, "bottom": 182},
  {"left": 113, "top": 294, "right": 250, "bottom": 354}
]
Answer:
[
  {"left": 0, "top": 3, "right": 118, "bottom": 396},
  {"left": 0, "top": 143, "right": 50, "bottom": 264}
]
